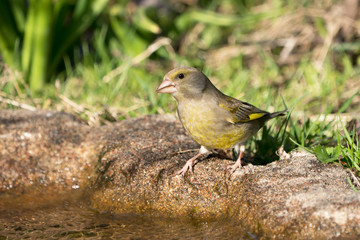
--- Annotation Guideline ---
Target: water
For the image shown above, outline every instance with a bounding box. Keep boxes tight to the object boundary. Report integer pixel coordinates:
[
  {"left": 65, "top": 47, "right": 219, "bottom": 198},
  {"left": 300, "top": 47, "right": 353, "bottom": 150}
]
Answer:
[{"left": 0, "top": 191, "right": 256, "bottom": 239}]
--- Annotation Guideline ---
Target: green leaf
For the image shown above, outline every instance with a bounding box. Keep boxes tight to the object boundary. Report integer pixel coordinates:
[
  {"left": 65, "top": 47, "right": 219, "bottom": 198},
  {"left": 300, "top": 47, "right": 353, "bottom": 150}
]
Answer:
[{"left": 312, "top": 145, "right": 340, "bottom": 164}]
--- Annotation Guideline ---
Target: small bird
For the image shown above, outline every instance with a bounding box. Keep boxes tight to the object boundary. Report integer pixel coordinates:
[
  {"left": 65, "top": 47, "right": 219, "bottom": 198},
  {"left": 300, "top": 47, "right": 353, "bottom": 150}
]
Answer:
[{"left": 157, "top": 67, "right": 287, "bottom": 176}]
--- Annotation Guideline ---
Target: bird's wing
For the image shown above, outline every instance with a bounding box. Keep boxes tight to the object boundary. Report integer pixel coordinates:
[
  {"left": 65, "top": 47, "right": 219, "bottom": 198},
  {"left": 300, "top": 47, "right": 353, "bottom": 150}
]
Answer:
[{"left": 218, "top": 96, "right": 269, "bottom": 123}]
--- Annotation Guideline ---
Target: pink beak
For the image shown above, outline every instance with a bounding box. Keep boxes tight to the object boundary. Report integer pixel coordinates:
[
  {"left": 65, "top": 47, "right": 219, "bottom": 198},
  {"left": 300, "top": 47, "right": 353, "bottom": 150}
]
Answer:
[{"left": 156, "top": 78, "right": 177, "bottom": 94}]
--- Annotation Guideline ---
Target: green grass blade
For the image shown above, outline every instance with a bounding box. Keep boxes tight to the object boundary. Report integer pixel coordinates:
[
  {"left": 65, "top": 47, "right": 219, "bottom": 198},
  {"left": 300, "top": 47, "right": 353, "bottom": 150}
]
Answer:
[
  {"left": 176, "top": 8, "right": 282, "bottom": 31},
  {"left": 48, "top": 0, "right": 109, "bottom": 79},
  {"left": 28, "top": 0, "right": 53, "bottom": 92},
  {"left": 9, "top": 0, "right": 26, "bottom": 33},
  {"left": 0, "top": 0, "right": 20, "bottom": 67},
  {"left": 109, "top": 15, "right": 147, "bottom": 57},
  {"left": 338, "top": 90, "right": 359, "bottom": 114},
  {"left": 347, "top": 176, "right": 359, "bottom": 192},
  {"left": 133, "top": 7, "right": 161, "bottom": 34},
  {"left": 21, "top": 0, "right": 37, "bottom": 79}
]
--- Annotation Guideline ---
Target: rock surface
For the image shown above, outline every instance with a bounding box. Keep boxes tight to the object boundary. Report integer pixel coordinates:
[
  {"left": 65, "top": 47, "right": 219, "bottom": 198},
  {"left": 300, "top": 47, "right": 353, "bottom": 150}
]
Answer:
[
  {"left": 1, "top": 110, "right": 360, "bottom": 239},
  {"left": 0, "top": 110, "right": 99, "bottom": 193}
]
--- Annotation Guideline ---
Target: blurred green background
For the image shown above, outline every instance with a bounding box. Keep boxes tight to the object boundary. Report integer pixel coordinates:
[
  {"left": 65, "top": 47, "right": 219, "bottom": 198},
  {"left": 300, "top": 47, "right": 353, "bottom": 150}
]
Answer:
[
  {"left": 0, "top": 0, "right": 360, "bottom": 120},
  {"left": 1, "top": 0, "right": 359, "bottom": 123},
  {"left": 0, "top": 0, "right": 359, "bottom": 169}
]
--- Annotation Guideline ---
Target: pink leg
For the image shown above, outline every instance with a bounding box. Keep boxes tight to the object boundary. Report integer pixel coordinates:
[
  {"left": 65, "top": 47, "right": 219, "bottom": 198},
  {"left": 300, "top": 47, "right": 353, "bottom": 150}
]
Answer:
[
  {"left": 227, "top": 145, "right": 245, "bottom": 175},
  {"left": 177, "top": 152, "right": 204, "bottom": 176}
]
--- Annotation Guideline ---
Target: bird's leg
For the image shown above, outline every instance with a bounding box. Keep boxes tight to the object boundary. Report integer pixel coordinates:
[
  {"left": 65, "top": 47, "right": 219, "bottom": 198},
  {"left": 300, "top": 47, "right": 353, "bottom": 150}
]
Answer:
[
  {"left": 177, "top": 146, "right": 209, "bottom": 176},
  {"left": 227, "top": 144, "right": 245, "bottom": 175}
]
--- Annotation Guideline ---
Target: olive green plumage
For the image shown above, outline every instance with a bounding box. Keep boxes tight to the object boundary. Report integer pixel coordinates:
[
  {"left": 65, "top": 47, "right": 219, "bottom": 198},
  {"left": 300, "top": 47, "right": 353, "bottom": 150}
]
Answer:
[{"left": 157, "top": 67, "right": 286, "bottom": 175}]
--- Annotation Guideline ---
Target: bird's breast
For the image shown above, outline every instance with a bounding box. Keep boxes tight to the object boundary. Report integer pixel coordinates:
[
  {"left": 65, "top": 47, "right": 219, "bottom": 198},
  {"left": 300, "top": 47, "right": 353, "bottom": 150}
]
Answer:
[{"left": 177, "top": 100, "right": 249, "bottom": 149}]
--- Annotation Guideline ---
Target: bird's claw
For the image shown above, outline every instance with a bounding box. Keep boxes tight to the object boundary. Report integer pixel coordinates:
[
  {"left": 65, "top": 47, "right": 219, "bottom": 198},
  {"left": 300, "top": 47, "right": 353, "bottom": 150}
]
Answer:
[
  {"left": 177, "top": 162, "right": 193, "bottom": 176},
  {"left": 177, "top": 151, "right": 204, "bottom": 176},
  {"left": 227, "top": 163, "right": 241, "bottom": 175}
]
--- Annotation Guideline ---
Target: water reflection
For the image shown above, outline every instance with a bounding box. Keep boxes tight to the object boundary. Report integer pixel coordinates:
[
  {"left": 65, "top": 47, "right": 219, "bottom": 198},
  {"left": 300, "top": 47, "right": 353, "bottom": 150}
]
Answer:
[{"left": 0, "top": 191, "right": 255, "bottom": 239}]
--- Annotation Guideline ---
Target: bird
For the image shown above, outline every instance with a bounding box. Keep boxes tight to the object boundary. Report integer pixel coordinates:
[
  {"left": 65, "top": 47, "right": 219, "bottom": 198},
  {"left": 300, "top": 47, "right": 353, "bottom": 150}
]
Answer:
[{"left": 156, "top": 67, "right": 287, "bottom": 176}]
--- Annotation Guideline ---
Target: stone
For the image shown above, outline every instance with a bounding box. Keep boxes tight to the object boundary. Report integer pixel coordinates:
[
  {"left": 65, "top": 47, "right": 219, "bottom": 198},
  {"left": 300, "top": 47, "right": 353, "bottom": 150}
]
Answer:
[{"left": 0, "top": 110, "right": 359, "bottom": 239}]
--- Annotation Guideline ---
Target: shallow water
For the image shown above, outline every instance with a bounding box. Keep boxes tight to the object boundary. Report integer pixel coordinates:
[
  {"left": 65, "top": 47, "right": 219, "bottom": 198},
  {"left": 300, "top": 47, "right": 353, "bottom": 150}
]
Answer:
[{"left": 0, "top": 191, "right": 256, "bottom": 239}]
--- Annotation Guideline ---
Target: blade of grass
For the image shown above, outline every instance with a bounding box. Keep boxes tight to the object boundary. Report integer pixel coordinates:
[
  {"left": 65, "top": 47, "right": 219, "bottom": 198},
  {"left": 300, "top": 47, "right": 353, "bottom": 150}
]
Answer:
[
  {"left": 0, "top": 0, "right": 20, "bottom": 67},
  {"left": 21, "top": 0, "right": 36, "bottom": 79},
  {"left": 347, "top": 176, "right": 359, "bottom": 192},
  {"left": 9, "top": 0, "right": 26, "bottom": 33},
  {"left": 28, "top": 0, "right": 52, "bottom": 92},
  {"left": 338, "top": 90, "right": 359, "bottom": 114},
  {"left": 49, "top": 0, "right": 109, "bottom": 81}
]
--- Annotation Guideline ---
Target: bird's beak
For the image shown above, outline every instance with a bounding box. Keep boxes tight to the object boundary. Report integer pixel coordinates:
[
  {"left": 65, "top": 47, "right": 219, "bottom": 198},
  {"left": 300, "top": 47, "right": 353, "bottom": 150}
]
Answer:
[{"left": 156, "top": 78, "right": 177, "bottom": 94}]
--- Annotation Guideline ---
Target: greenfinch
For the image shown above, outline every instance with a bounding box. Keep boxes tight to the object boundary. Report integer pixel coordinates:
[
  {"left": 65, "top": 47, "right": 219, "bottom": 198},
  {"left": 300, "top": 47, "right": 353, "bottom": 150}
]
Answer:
[{"left": 157, "top": 67, "right": 287, "bottom": 175}]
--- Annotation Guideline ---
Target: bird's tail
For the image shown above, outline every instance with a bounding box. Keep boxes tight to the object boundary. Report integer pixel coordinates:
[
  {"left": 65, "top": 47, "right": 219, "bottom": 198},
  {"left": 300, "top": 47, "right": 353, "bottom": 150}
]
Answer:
[{"left": 269, "top": 109, "right": 288, "bottom": 119}]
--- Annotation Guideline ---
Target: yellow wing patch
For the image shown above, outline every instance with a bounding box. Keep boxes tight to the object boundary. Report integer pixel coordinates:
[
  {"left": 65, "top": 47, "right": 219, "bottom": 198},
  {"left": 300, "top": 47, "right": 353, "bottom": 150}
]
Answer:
[
  {"left": 248, "top": 112, "right": 266, "bottom": 120},
  {"left": 237, "top": 112, "right": 267, "bottom": 123}
]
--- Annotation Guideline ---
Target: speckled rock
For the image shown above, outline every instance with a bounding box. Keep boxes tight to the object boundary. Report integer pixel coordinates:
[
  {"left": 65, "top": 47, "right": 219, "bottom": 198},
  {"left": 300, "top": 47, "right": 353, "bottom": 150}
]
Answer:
[
  {"left": 91, "top": 115, "right": 360, "bottom": 239},
  {"left": 1, "top": 110, "right": 360, "bottom": 239},
  {"left": 0, "top": 110, "right": 99, "bottom": 192}
]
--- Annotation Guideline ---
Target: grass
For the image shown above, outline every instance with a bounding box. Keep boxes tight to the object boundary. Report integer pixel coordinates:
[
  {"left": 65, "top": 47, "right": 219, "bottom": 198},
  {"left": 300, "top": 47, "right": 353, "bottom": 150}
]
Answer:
[
  {"left": 0, "top": 0, "right": 359, "bottom": 188},
  {"left": 288, "top": 92, "right": 360, "bottom": 169},
  {"left": 301, "top": 118, "right": 360, "bottom": 188}
]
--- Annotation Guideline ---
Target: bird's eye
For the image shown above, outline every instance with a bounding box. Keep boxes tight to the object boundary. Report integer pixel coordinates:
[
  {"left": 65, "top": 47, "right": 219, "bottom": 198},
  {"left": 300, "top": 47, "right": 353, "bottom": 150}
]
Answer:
[{"left": 178, "top": 73, "right": 184, "bottom": 79}]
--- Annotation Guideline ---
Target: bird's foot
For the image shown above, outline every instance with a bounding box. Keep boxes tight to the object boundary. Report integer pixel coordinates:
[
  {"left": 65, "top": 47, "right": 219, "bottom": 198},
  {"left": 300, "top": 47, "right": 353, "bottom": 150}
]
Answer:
[
  {"left": 227, "top": 144, "right": 244, "bottom": 175},
  {"left": 227, "top": 161, "right": 242, "bottom": 175},
  {"left": 177, "top": 160, "right": 195, "bottom": 176},
  {"left": 177, "top": 151, "right": 205, "bottom": 176}
]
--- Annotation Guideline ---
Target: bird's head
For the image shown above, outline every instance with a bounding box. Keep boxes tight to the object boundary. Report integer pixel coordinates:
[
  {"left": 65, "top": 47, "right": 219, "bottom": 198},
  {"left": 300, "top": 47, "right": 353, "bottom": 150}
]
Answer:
[{"left": 156, "top": 67, "right": 209, "bottom": 101}]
